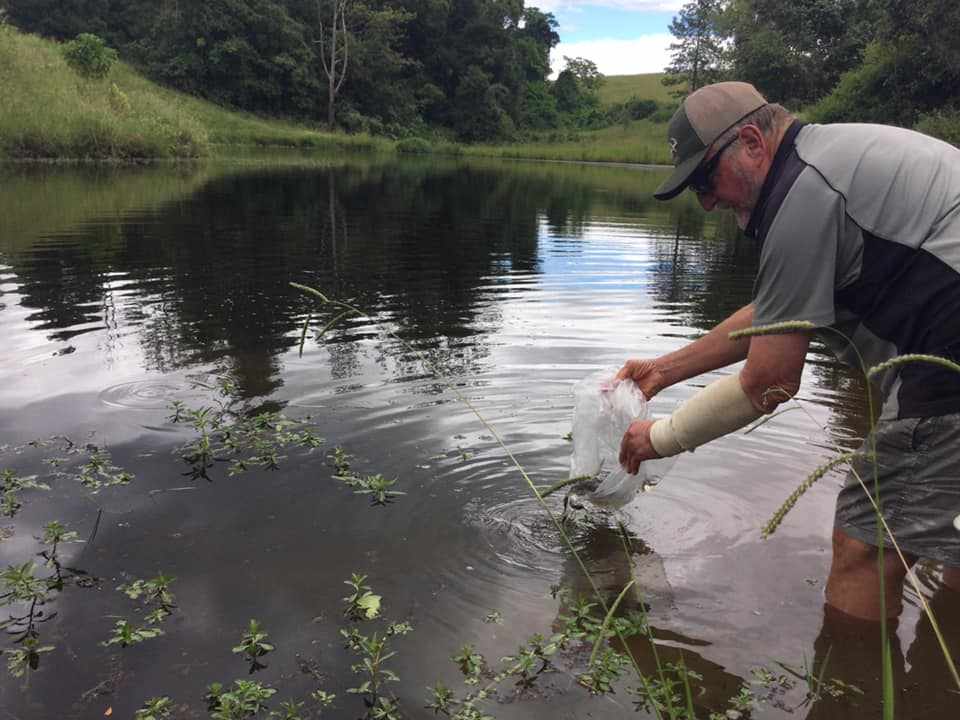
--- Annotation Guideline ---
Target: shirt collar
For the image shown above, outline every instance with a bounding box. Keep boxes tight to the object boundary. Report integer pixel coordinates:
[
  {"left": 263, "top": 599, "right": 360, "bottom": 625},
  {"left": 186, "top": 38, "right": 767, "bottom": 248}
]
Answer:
[{"left": 744, "top": 120, "right": 805, "bottom": 239}]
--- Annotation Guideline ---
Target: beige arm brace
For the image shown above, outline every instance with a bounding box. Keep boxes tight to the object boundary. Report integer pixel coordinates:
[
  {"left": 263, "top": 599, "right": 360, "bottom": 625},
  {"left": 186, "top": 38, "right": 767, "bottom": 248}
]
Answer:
[{"left": 648, "top": 373, "right": 762, "bottom": 457}]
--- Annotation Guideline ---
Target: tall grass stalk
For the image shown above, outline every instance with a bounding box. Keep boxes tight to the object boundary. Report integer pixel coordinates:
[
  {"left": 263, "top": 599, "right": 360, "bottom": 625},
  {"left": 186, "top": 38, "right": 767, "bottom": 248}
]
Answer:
[
  {"left": 731, "top": 322, "right": 960, "bottom": 699},
  {"left": 290, "top": 283, "right": 661, "bottom": 707}
]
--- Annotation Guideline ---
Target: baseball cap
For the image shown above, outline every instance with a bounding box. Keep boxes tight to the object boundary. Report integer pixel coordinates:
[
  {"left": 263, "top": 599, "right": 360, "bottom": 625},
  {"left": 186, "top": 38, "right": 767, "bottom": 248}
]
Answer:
[{"left": 654, "top": 81, "right": 768, "bottom": 201}]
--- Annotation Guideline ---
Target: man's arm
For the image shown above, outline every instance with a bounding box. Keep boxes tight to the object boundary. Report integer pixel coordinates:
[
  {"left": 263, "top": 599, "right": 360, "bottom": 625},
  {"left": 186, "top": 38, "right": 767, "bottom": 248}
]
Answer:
[
  {"left": 617, "top": 304, "right": 755, "bottom": 396},
  {"left": 619, "top": 316, "right": 810, "bottom": 473}
]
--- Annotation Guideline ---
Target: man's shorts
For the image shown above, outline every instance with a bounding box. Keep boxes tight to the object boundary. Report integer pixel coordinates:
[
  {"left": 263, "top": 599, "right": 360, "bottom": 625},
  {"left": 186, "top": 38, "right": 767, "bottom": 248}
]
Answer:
[{"left": 834, "top": 412, "right": 960, "bottom": 566}]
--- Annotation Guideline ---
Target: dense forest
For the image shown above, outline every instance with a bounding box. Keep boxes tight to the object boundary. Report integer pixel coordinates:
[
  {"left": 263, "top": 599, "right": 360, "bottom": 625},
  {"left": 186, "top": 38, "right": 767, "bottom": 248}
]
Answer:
[{"left": 4, "top": 0, "right": 960, "bottom": 144}]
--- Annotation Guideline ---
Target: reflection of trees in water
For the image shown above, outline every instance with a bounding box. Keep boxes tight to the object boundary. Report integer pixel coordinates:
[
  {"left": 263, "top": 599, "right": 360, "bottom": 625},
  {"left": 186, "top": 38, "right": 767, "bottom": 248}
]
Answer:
[
  {"left": 4, "top": 161, "right": 695, "bottom": 398},
  {"left": 646, "top": 213, "right": 759, "bottom": 333}
]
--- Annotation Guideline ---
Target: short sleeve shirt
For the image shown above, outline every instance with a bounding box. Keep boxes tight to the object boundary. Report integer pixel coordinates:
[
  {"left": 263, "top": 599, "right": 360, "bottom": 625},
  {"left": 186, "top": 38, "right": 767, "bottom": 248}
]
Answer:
[{"left": 745, "top": 121, "right": 960, "bottom": 419}]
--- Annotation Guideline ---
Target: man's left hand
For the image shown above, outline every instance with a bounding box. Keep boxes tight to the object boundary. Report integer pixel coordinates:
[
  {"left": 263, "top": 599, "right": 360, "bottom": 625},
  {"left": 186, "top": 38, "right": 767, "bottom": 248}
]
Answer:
[{"left": 619, "top": 419, "right": 660, "bottom": 475}]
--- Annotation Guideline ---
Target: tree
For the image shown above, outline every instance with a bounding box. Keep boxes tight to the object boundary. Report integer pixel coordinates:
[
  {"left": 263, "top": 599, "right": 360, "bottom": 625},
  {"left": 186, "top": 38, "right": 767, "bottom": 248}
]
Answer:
[
  {"left": 316, "top": 0, "right": 351, "bottom": 128},
  {"left": 728, "top": 0, "right": 869, "bottom": 106},
  {"left": 562, "top": 56, "right": 603, "bottom": 94},
  {"left": 663, "top": 0, "right": 728, "bottom": 95}
]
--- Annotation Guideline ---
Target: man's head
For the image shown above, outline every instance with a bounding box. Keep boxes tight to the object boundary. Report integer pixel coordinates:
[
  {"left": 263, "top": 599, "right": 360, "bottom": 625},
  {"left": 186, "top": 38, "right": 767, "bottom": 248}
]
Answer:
[{"left": 654, "top": 81, "right": 795, "bottom": 229}]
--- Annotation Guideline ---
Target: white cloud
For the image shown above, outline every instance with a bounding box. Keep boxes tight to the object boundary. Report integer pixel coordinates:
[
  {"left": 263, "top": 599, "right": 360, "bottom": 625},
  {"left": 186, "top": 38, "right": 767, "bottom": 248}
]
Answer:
[
  {"left": 552, "top": 33, "right": 673, "bottom": 76},
  {"left": 534, "top": 0, "right": 684, "bottom": 11}
]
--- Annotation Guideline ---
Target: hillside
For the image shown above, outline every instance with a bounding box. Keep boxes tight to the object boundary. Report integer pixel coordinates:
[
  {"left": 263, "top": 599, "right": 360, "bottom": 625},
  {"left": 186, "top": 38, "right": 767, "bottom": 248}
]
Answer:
[
  {"left": 0, "top": 26, "right": 384, "bottom": 159},
  {"left": 598, "top": 73, "right": 676, "bottom": 107}
]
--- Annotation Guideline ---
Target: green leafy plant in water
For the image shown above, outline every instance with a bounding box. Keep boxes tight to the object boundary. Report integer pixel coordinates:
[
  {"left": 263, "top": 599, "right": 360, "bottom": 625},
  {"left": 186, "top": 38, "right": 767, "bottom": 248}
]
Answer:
[
  {"left": 630, "top": 662, "right": 701, "bottom": 718},
  {"left": 118, "top": 573, "right": 177, "bottom": 623},
  {"left": 1, "top": 469, "right": 50, "bottom": 518},
  {"left": 76, "top": 447, "right": 134, "bottom": 491},
  {"left": 355, "top": 473, "right": 404, "bottom": 505},
  {"left": 0, "top": 562, "right": 51, "bottom": 634},
  {"left": 4, "top": 636, "right": 54, "bottom": 678},
  {"left": 169, "top": 384, "right": 324, "bottom": 481},
  {"left": 452, "top": 644, "right": 486, "bottom": 685},
  {"left": 102, "top": 619, "right": 164, "bottom": 647},
  {"left": 343, "top": 574, "right": 382, "bottom": 620},
  {"left": 233, "top": 619, "right": 275, "bottom": 673},
  {"left": 135, "top": 696, "right": 174, "bottom": 720},
  {"left": 336, "top": 573, "right": 413, "bottom": 718},
  {"left": 206, "top": 679, "right": 277, "bottom": 720},
  {"left": 39, "top": 520, "right": 82, "bottom": 591},
  {"left": 310, "top": 689, "right": 336, "bottom": 711},
  {"left": 268, "top": 699, "right": 306, "bottom": 719}
]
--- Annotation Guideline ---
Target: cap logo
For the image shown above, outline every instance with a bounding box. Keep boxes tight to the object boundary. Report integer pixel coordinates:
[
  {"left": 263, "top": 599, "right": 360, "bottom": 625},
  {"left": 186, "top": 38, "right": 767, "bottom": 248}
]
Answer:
[{"left": 668, "top": 137, "right": 679, "bottom": 161}]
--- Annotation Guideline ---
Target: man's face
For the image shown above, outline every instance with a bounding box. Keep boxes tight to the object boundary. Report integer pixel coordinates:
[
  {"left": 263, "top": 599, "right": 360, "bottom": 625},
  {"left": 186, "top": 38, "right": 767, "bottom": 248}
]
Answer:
[{"left": 692, "top": 130, "right": 765, "bottom": 230}]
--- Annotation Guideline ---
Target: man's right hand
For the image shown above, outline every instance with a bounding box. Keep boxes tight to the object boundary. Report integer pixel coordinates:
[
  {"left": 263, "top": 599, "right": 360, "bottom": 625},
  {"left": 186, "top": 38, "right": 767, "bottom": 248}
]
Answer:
[{"left": 615, "top": 359, "right": 666, "bottom": 400}]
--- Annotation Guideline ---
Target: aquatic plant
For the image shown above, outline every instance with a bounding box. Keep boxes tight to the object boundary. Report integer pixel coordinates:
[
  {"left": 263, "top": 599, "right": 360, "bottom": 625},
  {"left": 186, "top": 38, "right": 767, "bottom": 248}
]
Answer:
[
  {"left": 168, "top": 378, "right": 324, "bottom": 481},
  {"left": 102, "top": 619, "right": 164, "bottom": 647},
  {"left": 134, "top": 696, "right": 174, "bottom": 720},
  {"left": 233, "top": 619, "right": 275, "bottom": 673}
]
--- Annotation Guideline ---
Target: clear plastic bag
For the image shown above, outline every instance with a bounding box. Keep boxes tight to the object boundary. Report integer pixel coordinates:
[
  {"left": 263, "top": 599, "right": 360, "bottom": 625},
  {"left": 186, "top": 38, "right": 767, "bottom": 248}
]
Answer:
[{"left": 568, "top": 368, "right": 652, "bottom": 508}]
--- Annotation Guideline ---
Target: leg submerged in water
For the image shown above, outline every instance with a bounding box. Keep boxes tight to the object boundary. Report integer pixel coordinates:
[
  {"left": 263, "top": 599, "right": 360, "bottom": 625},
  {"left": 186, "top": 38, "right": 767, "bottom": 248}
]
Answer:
[{"left": 825, "top": 528, "right": 916, "bottom": 621}]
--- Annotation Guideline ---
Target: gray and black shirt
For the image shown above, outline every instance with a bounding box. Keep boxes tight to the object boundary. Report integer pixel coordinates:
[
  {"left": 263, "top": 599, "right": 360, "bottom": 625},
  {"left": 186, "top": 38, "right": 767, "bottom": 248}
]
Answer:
[{"left": 747, "top": 121, "right": 960, "bottom": 419}]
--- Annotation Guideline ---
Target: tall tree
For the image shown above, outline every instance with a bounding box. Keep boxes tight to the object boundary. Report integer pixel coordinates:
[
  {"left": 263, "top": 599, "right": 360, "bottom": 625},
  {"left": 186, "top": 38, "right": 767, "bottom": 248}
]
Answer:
[
  {"left": 316, "top": 0, "right": 350, "bottom": 128},
  {"left": 663, "top": 0, "right": 728, "bottom": 95}
]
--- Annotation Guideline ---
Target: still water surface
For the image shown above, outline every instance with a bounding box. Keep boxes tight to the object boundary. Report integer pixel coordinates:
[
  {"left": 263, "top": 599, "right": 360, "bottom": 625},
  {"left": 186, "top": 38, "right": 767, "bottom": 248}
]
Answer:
[{"left": 0, "top": 157, "right": 957, "bottom": 718}]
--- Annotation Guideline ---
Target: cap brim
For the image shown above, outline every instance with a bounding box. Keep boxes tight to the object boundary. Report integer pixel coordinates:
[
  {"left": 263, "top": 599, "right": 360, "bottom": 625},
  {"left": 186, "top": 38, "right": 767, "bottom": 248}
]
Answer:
[{"left": 653, "top": 150, "right": 707, "bottom": 201}]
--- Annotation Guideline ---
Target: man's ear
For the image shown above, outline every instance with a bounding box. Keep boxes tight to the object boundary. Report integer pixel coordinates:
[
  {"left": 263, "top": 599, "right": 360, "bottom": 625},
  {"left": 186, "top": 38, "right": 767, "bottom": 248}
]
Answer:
[{"left": 738, "top": 125, "right": 767, "bottom": 159}]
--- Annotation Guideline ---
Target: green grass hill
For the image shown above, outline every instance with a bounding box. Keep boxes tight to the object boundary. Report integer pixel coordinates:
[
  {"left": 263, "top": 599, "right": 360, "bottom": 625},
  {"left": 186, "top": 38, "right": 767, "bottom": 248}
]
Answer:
[
  {"left": 598, "top": 73, "right": 676, "bottom": 107},
  {"left": 0, "top": 25, "right": 385, "bottom": 159}
]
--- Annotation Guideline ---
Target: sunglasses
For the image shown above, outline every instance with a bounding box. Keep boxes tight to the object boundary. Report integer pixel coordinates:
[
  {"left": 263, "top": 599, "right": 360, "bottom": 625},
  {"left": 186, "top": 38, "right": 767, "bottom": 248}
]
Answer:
[{"left": 687, "top": 135, "right": 738, "bottom": 195}]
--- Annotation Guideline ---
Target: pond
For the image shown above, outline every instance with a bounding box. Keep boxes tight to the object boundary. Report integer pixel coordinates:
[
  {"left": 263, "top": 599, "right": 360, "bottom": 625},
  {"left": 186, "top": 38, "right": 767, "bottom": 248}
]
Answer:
[{"left": 0, "top": 156, "right": 957, "bottom": 719}]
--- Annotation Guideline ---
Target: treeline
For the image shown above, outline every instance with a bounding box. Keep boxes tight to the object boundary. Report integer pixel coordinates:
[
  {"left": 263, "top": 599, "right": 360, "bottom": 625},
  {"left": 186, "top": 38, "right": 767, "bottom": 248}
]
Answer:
[
  {"left": 3, "top": 0, "right": 632, "bottom": 141},
  {"left": 665, "top": 0, "right": 960, "bottom": 143}
]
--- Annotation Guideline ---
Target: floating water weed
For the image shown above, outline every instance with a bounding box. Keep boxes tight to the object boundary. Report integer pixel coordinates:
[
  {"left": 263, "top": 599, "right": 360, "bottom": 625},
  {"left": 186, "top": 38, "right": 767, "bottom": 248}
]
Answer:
[
  {"left": 117, "top": 573, "right": 177, "bottom": 623},
  {"left": 169, "top": 388, "right": 323, "bottom": 482},
  {"left": 343, "top": 574, "right": 382, "bottom": 620},
  {"left": 4, "top": 637, "right": 54, "bottom": 678},
  {"left": 206, "top": 679, "right": 277, "bottom": 720},
  {"left": 338, "top": 574, "right": 411, "bottom": 718},
  {"left": 775, "top": 650, "right": 862, "bottom": 709},
  {"left": 76, "top": 447, "right": 134, "bottom": 491},
  {"left": 232, "top": 619, "right": 274, "bottom": 673},
  {"left": 102, "top": 619, "right": 163, "bottom": 647},
  {"left": 1, "top": 469, "right": 49, "bottom": 518},
  {"left": 134, "top": 696, "right": 174, "bottom": 720}
]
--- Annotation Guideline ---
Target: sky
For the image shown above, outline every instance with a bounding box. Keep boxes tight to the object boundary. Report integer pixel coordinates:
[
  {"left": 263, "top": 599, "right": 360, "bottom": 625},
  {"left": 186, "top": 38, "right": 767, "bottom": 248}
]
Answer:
[{"left": 539, "top": 0, "right": 684, "bottom": 77}]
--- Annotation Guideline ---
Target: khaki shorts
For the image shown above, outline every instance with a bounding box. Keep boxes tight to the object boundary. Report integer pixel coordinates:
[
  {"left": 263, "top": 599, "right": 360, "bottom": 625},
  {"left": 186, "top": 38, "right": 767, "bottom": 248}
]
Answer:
[{"left": 834, "top": 413, "right": 960, "bottom": 566}]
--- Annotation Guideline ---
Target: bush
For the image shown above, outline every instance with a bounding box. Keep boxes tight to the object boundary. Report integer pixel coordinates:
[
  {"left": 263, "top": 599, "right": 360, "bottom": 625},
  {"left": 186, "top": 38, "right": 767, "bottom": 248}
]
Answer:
[
  {"left": 915, "top": 110, "right": 960, "bottom": 148},
  {"left": 649, "top": 103, "right": 679, "bottom": 123},
  {"left": 395, "top": 137, "right": 432, "bottom": 154},
  {"left": 61, "top": 33, "right": 118, "bottom": 80}
]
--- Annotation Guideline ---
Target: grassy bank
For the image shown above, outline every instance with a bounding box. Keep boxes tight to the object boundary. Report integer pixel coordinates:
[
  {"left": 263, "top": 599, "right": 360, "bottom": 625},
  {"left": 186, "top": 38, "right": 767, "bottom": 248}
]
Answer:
[
  {"left": 0, "top": 26, "right": 388, "bottom": 160},
  {"left": 409, "top": 120, "right": 672, "bottom": 165}
]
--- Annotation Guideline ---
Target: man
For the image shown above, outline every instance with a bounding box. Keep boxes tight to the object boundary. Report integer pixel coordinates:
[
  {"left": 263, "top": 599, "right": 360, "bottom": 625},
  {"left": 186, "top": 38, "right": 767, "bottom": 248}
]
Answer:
[{"left": 616, "top": 81, "right": 960, "bottom": 621}]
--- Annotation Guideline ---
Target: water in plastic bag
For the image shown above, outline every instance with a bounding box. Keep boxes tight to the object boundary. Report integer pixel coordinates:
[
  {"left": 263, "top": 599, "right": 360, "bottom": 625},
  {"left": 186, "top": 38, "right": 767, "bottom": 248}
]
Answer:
[{"left": 568, "top": 368, "right": 658, "bottom": 508}]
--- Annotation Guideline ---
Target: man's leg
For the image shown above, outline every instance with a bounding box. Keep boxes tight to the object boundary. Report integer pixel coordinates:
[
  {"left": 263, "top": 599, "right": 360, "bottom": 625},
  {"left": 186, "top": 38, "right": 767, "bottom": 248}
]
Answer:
[{"left": 825, "top": 527, "right": 917, "bottom": 621}]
